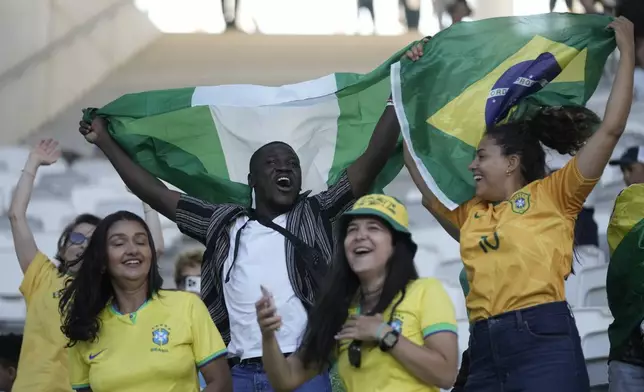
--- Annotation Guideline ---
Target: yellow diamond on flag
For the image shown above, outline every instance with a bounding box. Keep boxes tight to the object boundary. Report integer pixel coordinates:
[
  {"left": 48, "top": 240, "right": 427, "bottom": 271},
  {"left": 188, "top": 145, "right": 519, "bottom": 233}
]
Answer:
[{"left": 427, "top": 35, "right": 587, "bottom": 149}]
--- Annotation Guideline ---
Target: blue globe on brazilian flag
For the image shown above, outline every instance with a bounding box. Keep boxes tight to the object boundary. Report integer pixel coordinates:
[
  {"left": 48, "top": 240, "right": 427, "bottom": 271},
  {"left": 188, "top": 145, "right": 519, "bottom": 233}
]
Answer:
[{"left": 393, "top": 12, "right": 615, "bottom": 210}]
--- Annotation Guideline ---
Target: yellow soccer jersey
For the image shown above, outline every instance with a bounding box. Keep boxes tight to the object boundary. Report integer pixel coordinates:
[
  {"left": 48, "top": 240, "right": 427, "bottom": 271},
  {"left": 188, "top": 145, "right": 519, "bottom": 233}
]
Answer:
[
  {"left": 69, "top": 290, "right": 227, "bottom": 392},
  {"left": 428, "top": 156, "right": 598, "bottom": 321},
  {"left": 336, "top": 278, "right": 457, "bottom": 392},
  {"left": 13, "top": 252, "right": 70, "bottom": 392}
]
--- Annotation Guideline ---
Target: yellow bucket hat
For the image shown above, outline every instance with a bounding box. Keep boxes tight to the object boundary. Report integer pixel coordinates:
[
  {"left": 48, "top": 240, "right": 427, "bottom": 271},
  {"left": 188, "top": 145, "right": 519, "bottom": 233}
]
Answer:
[{"left": 343, "top": 194, "right": 411, "bottom": 235}]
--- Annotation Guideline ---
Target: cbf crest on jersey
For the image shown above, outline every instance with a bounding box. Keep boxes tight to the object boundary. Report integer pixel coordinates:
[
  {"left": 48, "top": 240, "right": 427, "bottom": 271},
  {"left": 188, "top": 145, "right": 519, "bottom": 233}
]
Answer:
[
  {"left": 510, "top": 192, "right": 531, "bottom": 214},
  {"left": 151, "top": 324, "right": 171, "bottom": 352}
]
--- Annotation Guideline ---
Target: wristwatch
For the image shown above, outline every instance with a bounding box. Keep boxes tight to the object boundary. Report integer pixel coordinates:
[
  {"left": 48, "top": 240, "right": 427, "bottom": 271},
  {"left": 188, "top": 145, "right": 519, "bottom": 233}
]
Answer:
[{"left": 379, "top": 328, "right": 400, "bottom": 352}]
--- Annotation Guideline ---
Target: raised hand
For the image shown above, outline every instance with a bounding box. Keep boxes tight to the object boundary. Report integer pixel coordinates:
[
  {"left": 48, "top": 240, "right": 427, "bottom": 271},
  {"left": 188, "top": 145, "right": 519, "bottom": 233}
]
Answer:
[
  {"left": 255, "top": 285, "right": 282, "bottom": 336},
  {"left": 29, "top": 139, "right": 61, "bottom": 167},
  {"left": 608, "top": 17, "right": 635, "bottom": 58},
  {"left": 79, "top": 115, "right": 109, "bottom": 145},
  {"left": 405, "top": 37, "right": 430, "bottom": 62}
]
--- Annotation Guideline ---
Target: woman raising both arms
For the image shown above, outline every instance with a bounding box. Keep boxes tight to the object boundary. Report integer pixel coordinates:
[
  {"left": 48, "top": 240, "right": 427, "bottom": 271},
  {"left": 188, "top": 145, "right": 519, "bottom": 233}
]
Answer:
[{"left": 404, "top": 17, "right": 635, "bottom": 392}]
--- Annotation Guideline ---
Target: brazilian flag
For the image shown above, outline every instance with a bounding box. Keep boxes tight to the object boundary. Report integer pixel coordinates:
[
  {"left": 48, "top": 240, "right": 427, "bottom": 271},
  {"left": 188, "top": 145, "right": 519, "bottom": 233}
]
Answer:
[
  {"left": 392, "top": 13, "right": 615, "bottom": 210},
  {"left": 606, "top": 184, "right": 644, "bottom": 358}
]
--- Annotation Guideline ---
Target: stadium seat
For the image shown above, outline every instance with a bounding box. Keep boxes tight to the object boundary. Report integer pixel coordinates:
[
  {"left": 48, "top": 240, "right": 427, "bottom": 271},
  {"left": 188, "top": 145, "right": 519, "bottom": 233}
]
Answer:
[
  {"left": 0, "top": 146, "right": 30, "bottom": 173},
  {"left": 95, "top": 199, "right": 145, "bottom": 218},
  {"left": 34, "top": 161, "right": 69, "bottom": 184},
  {"left": 26, "top": 199, "right": 77, "bottom": 232},
  {"left": 0, "top": 297, "right": 27, "bottom": 334},
  {"left": 71, "top": 185, "right": 137, "bottom": 216},
  {"left": 34, "top": 233, "right": 63, "bottom": 259},
  {"left": 0, "top": 250, "right": 23, "bottom": 296},
  {"left": 36, "top": 171, "right": 90, "bottom": 199},
  {"left": 455, "top": 319, "right": 470, "bottom": 361},
  {"left": 0, "top": 172, "right": 20, "bottom": 209},
  {"left": 0, "top": 234, "right": 13, "bottom": 251},
  {"left": 70, "top": 159, "right": 118, "bottom": 182},
  {"left": 0, "top": 214, "right": 44, "bottom": 233},
  {"left": 574, "top": 307, "right": 613, "bottom": 388},
  {"left": 414, "top": 245, "right": 439, "bottom": 277},
  {"left": 443, "top": 281, "right": 468, "bottom": 320},
  {"left": 434, "top": 258, "right": 463, "bottom": 285},
  {"left": 578, "top": 264, "right": 608, "bottom": 308}
]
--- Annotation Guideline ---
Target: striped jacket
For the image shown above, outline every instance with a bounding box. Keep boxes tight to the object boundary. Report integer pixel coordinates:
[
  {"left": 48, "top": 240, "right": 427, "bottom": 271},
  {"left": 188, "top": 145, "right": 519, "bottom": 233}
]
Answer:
[{"left": 175, "top": 172, "right": 355, "bottom": 344}]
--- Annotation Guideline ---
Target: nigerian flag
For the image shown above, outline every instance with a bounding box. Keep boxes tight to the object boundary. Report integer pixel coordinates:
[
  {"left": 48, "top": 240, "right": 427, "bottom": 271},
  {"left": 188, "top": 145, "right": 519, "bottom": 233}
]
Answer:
[
  {"left": 86, "top": 43, "right": 415, "bottom": 206},
  {"left": 606, "top": 184, "right": 644, "bottom": 359},
  {"left": 392, "top": 13, "right": 616, "bottom": 210}
]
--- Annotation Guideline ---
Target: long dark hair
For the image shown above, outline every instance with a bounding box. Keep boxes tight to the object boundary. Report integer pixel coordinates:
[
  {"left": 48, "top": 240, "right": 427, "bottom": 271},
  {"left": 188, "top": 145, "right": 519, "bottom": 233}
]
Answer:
[
  {"left": 297, "top": 218, "right": 419, "bottom": 371},
  {"left": 487, "top": 106, "right": 600, "bottom": 185},
  {"left": 55, "top": 213, "right": 101, "bottom": 275},
  {"left": 59, "top": 211, "right": 163, "bottom": 346}
]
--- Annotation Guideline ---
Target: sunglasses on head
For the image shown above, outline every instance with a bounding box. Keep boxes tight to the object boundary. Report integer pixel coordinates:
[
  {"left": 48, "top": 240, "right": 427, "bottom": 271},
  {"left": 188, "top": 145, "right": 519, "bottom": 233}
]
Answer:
[
  {"left": 348, "top": 340, "right": 362, "bottom": 368},
  {"left": 68, "top": 232, "right": 90, "bottom": 245}
]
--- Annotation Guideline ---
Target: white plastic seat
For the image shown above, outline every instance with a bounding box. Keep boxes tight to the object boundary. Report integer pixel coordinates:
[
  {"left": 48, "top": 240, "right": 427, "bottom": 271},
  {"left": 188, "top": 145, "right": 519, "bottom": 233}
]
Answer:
[
  {"left": 456, "top": 319, "right": 471, "bottom": 362},
  {"left": 0, "top": 250, "right": 23, "bottom": 296},
  {"left": 573, "top": 307, "right": 613, "bottom": 388},
  {"left": 26, "top": 199, "right": 77, "bottom": 232},
  {"left": 443, "top": 281, "right": 468, "bottom": 321},
  {"left": 0, "top": 297, "right": 27, "bottom": 332},
  {"left": 0, "top": 214, "right": 44, "bottom": 233},
  {"left": 70, "top": 159, "right": 118, "bottom": 183},
  {"left": 434, "top": 258, "right": 463, "bottom": 285},
  {"left": 413, "top": 245, "right": 439, "bottom": 278},
  {"left": 34, "top": 232, "right": 63, "bottom": 259},
  {"left": 0, "top": 146, "right": 30, "bottom": 173},
  {"left": 71, "top": 185, "right": 133, "bottom": 216},
  {"left": 36, "top": 171, "right": 89, "bottom": 199},
  {"left": 578, "top": 264, "right": 609, "bottom": 308},
  {"left": 95, "top": 199, "right": 145, "bottom": 218}
]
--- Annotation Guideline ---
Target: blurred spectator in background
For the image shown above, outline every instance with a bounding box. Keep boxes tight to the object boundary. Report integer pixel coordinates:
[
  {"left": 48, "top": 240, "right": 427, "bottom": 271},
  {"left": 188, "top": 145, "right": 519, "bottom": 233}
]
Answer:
[
  {"left": 8, "top": 139, "right": 101, "bottom": 392},
  {"left": 550, "top": 0, "right": 573, "bottom": 12},
  {"left": 173, "top": 248, "right": 207, "bottom": 390},
  {"left": 609, "top": 146, "right": 644, "bottom": 186},
  {"left": 0, "top": 334, "right": 22, "bottom": 392},
  {"left": 222, "top": 0, "right": 239, "bottom": 30},
  {"left": 435, "top": 0, "right": 471, "bottom": 29},
  {"left": 401, "top": 0, "right": 420, "bottom": 31},
  {"left": 174, "top": 249, "right": 204, "bottom": 293}
]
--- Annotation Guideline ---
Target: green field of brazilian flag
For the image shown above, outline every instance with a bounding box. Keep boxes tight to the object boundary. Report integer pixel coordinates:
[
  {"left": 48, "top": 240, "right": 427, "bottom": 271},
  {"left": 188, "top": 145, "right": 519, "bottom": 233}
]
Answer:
[{"left": 88, "top": 13, "right": 615, "bottom": 208}]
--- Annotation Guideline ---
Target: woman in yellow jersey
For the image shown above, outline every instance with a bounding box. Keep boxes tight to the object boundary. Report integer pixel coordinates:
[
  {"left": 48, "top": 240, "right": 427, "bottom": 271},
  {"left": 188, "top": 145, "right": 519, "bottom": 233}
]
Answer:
[
  {"left": 404, "top": 17, "right": 635, "bottom": 392},
  {"left": 256, "top": 194, "right": 459, "bottom": 392},
  {"left": 59, "top": 211, "right": 232, "bottom": 392},
  {"left": 8, "top": 138, "right": 101, "bottom": 392}
]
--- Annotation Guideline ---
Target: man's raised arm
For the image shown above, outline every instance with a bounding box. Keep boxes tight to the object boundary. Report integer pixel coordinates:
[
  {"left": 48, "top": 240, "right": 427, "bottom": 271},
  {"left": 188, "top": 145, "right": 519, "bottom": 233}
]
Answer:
[{"left": 79, "top": 116, "right": 180, "bottom": 221}]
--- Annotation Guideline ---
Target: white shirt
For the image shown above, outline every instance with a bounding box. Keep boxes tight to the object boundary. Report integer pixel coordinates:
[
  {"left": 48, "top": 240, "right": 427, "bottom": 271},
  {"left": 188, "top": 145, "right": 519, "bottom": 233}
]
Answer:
[{"left": 223, "top": 215, "right": 309, "bottom": 360}]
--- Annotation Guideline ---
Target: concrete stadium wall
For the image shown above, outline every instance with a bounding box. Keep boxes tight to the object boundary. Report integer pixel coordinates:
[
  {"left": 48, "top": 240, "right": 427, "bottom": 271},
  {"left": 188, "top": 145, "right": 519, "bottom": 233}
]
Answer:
[{"left": 0, "top": 0, "right": 161, "bottom": 145}]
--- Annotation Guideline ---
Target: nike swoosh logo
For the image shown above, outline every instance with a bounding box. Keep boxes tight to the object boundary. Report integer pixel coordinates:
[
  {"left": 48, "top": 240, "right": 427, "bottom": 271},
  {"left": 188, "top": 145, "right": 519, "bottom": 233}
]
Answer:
[{"left": 89, "top": 349, "right": 106, "bottom": 360}]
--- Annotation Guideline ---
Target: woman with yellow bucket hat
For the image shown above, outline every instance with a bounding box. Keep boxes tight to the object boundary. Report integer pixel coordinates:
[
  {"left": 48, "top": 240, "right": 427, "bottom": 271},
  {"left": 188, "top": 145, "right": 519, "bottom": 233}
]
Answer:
[{"left": 254, "top": 194, "right": 459, "bottom": 392}]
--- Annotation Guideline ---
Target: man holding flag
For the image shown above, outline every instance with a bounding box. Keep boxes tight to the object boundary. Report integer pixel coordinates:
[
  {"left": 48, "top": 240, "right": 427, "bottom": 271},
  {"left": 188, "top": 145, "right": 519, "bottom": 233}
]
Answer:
[{"left": 77, "top": 41, "right": 427, "bottom": 391}]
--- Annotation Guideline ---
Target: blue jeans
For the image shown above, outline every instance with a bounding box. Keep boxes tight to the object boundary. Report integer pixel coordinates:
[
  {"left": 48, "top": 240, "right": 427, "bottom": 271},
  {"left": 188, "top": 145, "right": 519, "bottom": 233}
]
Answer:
[
  {"left": 609, "top": 360, "right": 644, "bottom": 392},
  {"left": 232, "top": 362, "right": 332, "bottom": 392},
  {"left": 465, "top": 301, "right": 590, "bottom": 392}
]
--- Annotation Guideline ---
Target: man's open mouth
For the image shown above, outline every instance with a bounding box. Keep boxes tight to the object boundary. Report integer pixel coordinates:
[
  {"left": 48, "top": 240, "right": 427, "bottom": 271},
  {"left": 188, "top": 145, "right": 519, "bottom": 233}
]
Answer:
[{"left": 275, "top": 176, "right": 293, "bottom": 191}]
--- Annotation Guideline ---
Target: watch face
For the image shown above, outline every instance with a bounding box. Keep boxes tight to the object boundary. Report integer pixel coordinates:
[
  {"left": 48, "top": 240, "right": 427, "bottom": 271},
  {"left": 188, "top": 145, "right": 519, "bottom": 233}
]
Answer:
[{"left": 383, "top": 332, "right": 398, "bottom": 346}]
